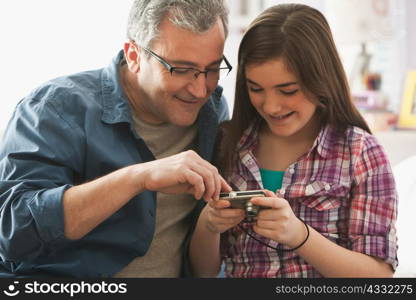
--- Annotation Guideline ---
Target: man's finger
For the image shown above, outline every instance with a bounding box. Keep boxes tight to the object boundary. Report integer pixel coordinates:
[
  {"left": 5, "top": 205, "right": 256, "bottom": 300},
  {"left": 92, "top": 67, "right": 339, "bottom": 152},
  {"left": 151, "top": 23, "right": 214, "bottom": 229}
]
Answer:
[
  {"left": 183, "top": 169, "right": 205, "bottom": 200},
  {"left": 188, "top": 162, "right": 216, "bottom": 201},
  {"left": 220, "top": 176, "right": 232, "bottom": 192}
]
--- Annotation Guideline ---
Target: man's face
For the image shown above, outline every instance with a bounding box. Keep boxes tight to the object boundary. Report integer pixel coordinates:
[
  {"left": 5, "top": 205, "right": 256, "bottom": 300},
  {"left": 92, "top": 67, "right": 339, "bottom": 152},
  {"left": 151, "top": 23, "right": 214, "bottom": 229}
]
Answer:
[{"left": 131, "top": 17, "right": 226, "bottom": 126}]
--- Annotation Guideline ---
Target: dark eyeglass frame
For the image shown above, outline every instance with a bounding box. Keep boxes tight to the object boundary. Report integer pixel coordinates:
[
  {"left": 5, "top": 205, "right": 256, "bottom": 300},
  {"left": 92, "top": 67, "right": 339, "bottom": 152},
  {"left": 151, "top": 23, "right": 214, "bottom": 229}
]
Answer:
[{"left": 139, "top": 45, "right": 233, "bottom": 80}]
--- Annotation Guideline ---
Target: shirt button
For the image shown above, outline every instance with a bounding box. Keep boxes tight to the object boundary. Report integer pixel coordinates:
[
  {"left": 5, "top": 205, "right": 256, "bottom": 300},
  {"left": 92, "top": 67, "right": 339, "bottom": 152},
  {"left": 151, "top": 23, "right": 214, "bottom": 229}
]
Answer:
[
  {"left": 325, "top": 184, "right": 331, "bottom": 191},
  {"left": 289, "top": 168, "right": 295, "bottom": 174},
  {"left": 279, "top": 188, "right": 286, "bottom": 195},
  {"left": 305, "top": 185, "right": 314, "bottom": 196}
]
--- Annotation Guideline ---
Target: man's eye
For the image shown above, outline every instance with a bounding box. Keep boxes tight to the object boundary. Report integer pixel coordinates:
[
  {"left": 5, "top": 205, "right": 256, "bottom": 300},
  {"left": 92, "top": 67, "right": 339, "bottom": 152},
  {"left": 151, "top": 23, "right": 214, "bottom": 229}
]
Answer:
[
  {"left": 173, "top": 68, "right": 192, "bottom": 75},
  {"left": 280, "top": 89, "right": 298, "bottom": 95},
  {"left": 207, "top": 69, "right": 220, "bottom": 74}
]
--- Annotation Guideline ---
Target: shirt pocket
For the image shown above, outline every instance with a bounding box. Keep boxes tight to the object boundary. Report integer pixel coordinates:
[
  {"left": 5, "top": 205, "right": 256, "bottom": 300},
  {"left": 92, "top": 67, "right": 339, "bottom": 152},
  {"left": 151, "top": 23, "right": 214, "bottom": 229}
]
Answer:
[{"left": 287, "top": 181, "right": 350, "bottom": 211}]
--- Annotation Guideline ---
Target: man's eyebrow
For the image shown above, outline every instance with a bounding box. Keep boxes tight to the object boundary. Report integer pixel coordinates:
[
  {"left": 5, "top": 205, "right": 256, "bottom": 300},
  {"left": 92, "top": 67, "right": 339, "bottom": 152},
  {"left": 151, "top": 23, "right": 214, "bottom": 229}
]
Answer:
[{"left": 170, "top": 58, "right": 223, "bottom": 68}]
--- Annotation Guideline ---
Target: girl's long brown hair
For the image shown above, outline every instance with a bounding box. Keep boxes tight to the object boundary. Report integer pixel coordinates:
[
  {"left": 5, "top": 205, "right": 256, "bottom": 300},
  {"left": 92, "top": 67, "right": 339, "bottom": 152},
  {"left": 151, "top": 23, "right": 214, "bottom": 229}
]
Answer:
[{"left": 216, "top": 3, "right": 371, "bottom": 176}]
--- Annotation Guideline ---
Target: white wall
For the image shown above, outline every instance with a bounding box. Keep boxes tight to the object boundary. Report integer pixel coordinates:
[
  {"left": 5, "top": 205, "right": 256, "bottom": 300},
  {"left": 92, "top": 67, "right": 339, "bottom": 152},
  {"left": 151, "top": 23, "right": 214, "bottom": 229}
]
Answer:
[
  {"left": 0, "top": 0, "right": 134, "bottom": 130},
  {"left": 407, "top": 0, "right": 416, "bottom": 70}
]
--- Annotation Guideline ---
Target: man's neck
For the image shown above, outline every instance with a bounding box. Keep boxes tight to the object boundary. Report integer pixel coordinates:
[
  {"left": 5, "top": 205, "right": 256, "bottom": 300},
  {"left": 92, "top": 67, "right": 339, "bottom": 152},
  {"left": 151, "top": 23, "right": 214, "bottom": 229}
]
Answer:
[{"left": 119, "top": 64, "right": 164, "bottom": 125}]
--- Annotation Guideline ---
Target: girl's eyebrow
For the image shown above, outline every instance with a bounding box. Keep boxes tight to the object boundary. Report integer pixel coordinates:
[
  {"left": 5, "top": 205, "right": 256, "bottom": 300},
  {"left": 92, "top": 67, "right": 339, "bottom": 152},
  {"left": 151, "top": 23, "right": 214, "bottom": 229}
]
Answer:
[{"left": 246, "top": 78, "right": 298, "bottom": 88}]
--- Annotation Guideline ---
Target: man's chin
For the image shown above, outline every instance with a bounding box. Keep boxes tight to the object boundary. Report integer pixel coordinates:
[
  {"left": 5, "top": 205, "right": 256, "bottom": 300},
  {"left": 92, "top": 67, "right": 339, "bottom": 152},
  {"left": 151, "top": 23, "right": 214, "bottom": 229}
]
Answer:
[
  {"left": 169, "top": 98, "right": 206, "bottom": 126},
  {"left": 170, "top": 114, "right": 198, "bottom": 127}
]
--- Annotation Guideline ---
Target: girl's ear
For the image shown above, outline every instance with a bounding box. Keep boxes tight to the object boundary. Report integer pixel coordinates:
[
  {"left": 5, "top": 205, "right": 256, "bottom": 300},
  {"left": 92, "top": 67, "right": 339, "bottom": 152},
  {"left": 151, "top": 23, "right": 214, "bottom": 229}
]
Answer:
[{"left": 124, "top": 42, "right": 140, "bottom": 73}]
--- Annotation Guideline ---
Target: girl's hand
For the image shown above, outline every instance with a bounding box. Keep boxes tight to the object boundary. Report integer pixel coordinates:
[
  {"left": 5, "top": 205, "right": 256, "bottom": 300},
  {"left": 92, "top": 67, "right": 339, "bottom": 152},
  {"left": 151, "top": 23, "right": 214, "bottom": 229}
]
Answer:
[
  {"left": 203, "top": 199, "right": 245, "bottom": 234},
  {"left": 251, "top": 190, "right": 307, "bottom": 248}
]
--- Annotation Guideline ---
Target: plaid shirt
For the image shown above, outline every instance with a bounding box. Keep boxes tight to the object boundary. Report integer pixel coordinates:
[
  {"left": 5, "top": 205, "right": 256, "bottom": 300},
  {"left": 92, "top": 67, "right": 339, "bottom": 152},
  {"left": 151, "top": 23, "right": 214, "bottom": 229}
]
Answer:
[{"left": 220, "top": 121, "right": 398, "bottom": 278}]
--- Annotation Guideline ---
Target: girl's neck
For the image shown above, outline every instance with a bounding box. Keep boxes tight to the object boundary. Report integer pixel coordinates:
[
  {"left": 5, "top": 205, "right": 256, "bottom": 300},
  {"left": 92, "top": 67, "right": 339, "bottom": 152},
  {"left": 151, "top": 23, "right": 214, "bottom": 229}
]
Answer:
[
  {"left": 260, "top": 114, "right": 321, "bottom": 147},
  {"left": 256, "top": 117, "right": 321, "bottom": 171}
]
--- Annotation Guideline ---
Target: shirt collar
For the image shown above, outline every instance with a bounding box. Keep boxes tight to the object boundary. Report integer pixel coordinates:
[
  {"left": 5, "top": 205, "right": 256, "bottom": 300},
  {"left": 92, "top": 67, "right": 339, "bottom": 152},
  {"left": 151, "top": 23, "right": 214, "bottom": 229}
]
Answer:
[
  {"left": 101, "top": 50, "right": 133, "bottom": 125},
  {"left": 312, "top": 125, "right": 340, "bottom": 159},
  {"left": 236, "top": 119, "right": 338, "bottom": 159}
]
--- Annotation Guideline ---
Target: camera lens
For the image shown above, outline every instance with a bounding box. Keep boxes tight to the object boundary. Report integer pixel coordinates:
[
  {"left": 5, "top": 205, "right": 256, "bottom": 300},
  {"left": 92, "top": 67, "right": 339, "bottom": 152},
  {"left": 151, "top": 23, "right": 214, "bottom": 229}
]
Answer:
[{"left": 245, "top": 202, "right": 258, "bottom": 217}]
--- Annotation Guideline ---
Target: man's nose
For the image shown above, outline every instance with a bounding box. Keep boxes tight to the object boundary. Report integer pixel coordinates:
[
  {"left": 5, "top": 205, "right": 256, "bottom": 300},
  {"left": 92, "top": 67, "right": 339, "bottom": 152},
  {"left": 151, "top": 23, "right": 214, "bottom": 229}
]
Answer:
[{"left": 188, "top": 73, "right": 208, "bottom": 99}]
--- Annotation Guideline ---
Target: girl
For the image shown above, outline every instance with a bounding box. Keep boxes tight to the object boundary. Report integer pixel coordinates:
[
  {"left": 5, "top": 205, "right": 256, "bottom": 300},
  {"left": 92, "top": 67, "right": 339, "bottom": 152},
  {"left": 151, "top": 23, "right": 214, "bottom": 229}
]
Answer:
[{"left": 189, "top": 3, "right": 398, "bottom": 278}]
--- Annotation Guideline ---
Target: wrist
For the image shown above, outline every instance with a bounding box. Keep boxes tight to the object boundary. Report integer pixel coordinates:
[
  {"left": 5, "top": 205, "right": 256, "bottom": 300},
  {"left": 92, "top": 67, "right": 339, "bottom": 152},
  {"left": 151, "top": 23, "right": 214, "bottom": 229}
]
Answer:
[
  {"left": 128, "top": 163, "right": 149, "bottom": 194},
  {"left": 286, "top": 218, "right": 310, "bottom": 250},
  {"left": 205, "top": 223, "right": 220, "bottom": 234},
  {"left": 202, "top": 207, "right": 221, "bottom": 235}
]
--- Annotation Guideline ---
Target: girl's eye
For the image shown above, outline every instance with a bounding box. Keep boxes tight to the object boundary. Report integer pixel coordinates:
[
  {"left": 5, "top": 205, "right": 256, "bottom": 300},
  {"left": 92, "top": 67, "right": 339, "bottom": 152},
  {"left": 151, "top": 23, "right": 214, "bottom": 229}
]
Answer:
[
  {"left": 249, "top": 87, "right": 263, "bottom": 93},
  {"left": 280, "top": 89, "right": 298, "bottom": 95}
]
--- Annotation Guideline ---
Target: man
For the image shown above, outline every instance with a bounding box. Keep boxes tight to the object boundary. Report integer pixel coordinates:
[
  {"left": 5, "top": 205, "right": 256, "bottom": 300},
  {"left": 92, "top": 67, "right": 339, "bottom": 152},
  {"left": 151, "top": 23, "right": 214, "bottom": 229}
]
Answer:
[{"left": 0, "top": 0, "right": 231, "bottom": 277}]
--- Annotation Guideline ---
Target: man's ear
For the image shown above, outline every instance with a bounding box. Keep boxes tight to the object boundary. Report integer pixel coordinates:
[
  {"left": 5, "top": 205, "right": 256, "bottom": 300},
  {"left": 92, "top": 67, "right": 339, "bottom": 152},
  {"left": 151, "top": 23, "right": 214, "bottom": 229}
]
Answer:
[{"left": 124, "top": 42, "right": 140, "bottom": 73}]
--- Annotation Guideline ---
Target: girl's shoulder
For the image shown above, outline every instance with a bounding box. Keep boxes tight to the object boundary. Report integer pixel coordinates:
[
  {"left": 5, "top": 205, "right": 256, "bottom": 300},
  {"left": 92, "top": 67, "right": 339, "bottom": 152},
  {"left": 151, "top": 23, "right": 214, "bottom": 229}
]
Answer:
[
  {"left": 323, "top": 125, "right": 385, "bottom": 157},
  {"left": 336, "top": 126, "right": 389, "bottom": 166},
  {"left": 344, "top": 125, "right": 382, "bottom": 148}
]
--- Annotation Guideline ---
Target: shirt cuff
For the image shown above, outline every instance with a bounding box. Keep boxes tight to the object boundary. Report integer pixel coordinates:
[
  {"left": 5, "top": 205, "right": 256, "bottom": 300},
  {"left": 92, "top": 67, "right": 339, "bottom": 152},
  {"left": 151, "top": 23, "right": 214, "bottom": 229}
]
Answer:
[
  {"left": 350, "top": 234, "right": 398, "bottom": 270},
  {"left": 27, "top": 185, "right": 73, "bottom": 246}
]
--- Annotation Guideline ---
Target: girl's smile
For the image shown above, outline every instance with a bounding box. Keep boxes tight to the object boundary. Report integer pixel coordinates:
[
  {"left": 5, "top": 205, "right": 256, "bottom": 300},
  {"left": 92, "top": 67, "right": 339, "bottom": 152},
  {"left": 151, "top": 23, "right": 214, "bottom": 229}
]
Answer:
[{"left": 245, "top": 58, "right": 319, "bottom": 141}]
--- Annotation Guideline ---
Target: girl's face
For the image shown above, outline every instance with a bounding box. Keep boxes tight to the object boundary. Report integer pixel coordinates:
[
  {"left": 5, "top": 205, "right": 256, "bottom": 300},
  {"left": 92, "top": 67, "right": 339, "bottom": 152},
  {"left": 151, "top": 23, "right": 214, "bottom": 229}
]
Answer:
[{"left": 245, "top": 58, "right": 319, "bottom": 139}]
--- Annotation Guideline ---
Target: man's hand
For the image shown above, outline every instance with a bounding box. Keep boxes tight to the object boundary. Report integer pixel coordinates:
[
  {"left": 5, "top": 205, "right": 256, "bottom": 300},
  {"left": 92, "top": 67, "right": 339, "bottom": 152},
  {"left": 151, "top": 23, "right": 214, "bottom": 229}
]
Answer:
[
  {"left": 139, "top": 150, "right": 231, "bottom": 201},
  {"left": 63, "top": 150, "right": 231, "bottom": 240}
]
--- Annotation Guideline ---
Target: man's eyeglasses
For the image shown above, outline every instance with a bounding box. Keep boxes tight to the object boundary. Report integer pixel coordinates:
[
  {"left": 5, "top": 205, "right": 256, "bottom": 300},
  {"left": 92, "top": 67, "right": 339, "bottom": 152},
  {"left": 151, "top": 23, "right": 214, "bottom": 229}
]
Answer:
[{"left": 140, "top": 46, "right": 232, "bottom": 84}]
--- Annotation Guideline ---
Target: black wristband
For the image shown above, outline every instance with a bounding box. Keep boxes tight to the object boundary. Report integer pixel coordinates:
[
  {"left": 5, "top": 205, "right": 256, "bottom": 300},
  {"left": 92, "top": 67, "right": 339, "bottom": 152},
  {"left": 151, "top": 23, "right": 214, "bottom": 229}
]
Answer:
[
  {"left": 237, "top": 218, "right": 310, "bottom": 253},
  {"left": 278, "top": 218, "right": 310, "bottom": 252}
]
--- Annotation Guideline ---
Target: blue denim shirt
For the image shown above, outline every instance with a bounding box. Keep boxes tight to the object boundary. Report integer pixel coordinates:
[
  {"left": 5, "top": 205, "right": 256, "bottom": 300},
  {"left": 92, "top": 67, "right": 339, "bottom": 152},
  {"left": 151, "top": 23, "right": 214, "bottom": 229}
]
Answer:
[{"left": 0, "top": 51, "right": 229, "bottom": 277}]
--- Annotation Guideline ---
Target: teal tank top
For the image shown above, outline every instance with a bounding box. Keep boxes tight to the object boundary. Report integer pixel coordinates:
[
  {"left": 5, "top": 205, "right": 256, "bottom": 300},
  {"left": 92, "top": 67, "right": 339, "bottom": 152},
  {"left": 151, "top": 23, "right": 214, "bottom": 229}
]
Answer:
[{"left": 259, "top": 168, "right": 285, "bottom": 192}]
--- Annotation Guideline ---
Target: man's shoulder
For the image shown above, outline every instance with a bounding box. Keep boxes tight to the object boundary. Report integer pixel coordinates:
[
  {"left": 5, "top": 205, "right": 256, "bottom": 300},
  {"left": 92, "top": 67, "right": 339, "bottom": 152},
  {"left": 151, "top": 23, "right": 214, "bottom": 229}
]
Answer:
[
  {"left": 19, "top": 68, "right": 106, "bottom": 119},
  {"left": 30, "top": 68, "right": 103, "bottom": 103}
]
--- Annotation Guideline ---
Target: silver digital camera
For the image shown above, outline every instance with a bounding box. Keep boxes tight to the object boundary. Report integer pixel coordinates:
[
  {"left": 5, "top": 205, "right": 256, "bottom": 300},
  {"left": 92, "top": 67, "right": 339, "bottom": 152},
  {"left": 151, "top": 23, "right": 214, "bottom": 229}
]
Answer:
[{"left": 219, "top": 190, "right": 266, "bottom": 221}]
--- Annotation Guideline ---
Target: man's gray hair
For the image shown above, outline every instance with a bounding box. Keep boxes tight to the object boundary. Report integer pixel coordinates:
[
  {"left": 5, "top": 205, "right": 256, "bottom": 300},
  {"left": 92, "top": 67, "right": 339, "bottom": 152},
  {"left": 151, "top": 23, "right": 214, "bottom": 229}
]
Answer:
[{"left": 127, "top": 0, "right": 229, "bottom": 48}]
